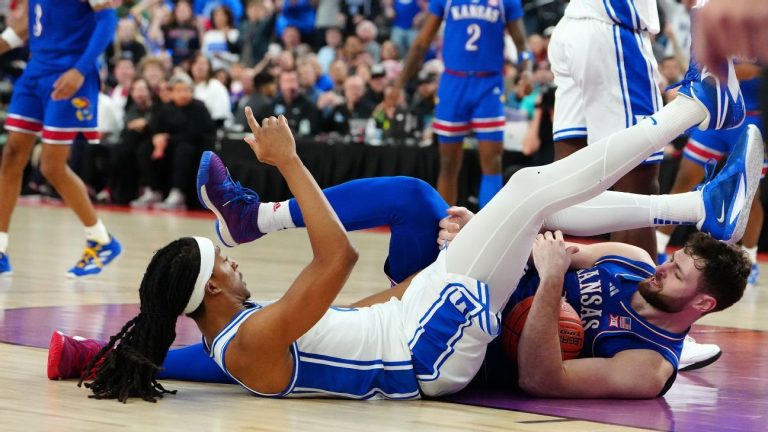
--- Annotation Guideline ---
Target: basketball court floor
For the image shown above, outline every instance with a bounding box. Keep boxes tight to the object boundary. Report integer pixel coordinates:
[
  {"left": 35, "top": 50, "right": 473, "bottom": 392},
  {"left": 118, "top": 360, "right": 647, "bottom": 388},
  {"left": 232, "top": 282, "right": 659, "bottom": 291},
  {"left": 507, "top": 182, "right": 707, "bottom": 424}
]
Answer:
[{"left": 1, "top": 200, "right": 767, "bottom": 431}]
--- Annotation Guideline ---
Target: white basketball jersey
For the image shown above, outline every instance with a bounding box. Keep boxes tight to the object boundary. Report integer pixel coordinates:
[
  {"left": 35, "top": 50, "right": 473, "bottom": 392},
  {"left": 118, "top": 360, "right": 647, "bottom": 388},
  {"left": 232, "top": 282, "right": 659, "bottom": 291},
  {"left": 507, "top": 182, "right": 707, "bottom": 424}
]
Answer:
[
  {"left": 564, "top": 0, "right": 660, "bottom": 34},
  {"left": 207, "top": 299, "right": 421, "bottom": 400}
]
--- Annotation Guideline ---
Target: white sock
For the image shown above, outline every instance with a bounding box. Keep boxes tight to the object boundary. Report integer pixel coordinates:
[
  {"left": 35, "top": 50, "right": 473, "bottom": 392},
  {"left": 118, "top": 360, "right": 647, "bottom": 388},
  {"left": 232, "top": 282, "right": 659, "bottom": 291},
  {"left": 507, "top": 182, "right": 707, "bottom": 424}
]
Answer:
[
  {"left": 84, "top": 220, "right": 111, "bottom": 244},
  {"left": 743, "top": 245, "right": 758, "bottom": 264},
  {"left": 0, "top": 232, "right": 8, "bottom": 253},
  {"left": 651, "top": 191, "right": 703, "bottom": 228},
  {"left": 656, "top": 231, "right": 671, "bottom": 255},
  {"left": 256, "top": 200, "right": 296, "bottom": 233}
]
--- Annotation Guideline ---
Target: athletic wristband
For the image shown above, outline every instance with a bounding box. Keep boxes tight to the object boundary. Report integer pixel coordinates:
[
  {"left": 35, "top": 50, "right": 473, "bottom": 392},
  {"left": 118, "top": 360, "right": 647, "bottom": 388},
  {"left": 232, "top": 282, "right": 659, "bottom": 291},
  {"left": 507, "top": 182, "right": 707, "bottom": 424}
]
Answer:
[
  {"left": 517, "top": 50, "right": 533, "bottom": 66},
  {"left": 1, "top": 27, "right": 24, "bottom": 50}
]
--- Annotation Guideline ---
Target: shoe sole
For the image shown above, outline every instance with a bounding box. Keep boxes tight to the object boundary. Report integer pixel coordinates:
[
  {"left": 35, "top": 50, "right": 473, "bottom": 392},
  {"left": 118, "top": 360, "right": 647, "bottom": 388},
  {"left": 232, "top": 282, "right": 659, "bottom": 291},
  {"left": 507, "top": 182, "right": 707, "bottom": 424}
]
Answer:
[
  {"left": 679, "top": 349, "right": 723, "bottom": 372},
  {"left": 726, "top": 125, "right": 763, "bottom": 244},
  {"left": 47, "top": 331, "right": 65, "bottom": 380},
  {"left": 197, "top": 152, "right": 239, "bottom": 247}
]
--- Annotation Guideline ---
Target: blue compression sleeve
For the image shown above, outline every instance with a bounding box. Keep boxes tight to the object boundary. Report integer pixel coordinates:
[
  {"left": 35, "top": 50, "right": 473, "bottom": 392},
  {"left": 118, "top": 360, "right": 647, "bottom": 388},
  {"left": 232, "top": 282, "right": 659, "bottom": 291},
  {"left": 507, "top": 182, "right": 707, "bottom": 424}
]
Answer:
[
  {"left": 478, "top": 174, "right": 503, "bottom": 209},
  {"left": 289, "top": 177, "right": 448, "bottom": 282},
  {"left": 74, "top": 9, "right": 117, "bottom": 75},
  {"left": 157, "top": 343, "right": 235, "bottom": 383}
]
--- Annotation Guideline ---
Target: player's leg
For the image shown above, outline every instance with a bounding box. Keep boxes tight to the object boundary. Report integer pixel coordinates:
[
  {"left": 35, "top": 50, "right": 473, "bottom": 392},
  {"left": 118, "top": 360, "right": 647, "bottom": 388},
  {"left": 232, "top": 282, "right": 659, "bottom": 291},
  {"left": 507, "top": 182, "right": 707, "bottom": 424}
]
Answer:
[
  {"left": 655, "top": 132, "right": 715, "bottom": 259},
  {"left": 40, "top": 71, "right": 121, "bottom": 277},
  {"left": 433, "top": 72, "right": 472, "bottom": 205},
  {"left": 472, "top": 74, "right": 506, "bottom": 208},
  {"left": 0, "top": 72, "right": 45, "bottom": 275}
]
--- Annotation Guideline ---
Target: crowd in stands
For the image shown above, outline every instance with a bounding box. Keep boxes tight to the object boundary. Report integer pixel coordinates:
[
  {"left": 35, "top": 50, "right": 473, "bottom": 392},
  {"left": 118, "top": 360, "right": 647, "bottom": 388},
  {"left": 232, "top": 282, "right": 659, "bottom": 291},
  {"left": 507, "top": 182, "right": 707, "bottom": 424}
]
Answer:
[{"left": 0, "top": 0, "right": 697, "bottom": 210}]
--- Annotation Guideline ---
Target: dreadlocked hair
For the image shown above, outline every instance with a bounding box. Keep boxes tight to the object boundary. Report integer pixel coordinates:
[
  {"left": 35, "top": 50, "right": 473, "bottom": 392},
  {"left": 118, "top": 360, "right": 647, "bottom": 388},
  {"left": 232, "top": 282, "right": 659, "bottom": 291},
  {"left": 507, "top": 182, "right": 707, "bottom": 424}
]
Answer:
[
  {"left": 79, "top": 238, "right": 204, "bottom": 403},
  {"left": 684, "top": 232, "right": 751, "bottom": 313}
]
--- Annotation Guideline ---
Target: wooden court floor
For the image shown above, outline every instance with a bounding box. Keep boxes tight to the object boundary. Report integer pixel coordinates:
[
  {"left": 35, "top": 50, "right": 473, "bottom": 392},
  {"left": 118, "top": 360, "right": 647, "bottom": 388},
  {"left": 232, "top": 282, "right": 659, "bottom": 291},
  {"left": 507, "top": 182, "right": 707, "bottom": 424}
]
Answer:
[{"left": 1, "top": 202, "right": 767, "bottom": 431}]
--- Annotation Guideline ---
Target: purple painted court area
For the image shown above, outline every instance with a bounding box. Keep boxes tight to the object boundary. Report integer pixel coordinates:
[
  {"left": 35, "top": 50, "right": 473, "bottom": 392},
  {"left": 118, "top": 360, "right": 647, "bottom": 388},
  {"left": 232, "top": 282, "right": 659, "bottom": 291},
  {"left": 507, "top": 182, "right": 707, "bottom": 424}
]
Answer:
[{"left": 2, "top": 305, "right": 767, "bottom": 431}]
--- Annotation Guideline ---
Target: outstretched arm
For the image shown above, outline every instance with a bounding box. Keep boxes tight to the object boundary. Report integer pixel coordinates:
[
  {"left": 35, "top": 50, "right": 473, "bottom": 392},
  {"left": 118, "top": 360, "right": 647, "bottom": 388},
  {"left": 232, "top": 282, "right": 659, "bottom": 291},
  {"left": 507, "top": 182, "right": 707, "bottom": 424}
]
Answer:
[
  {"left": 231, "top": 109, "right": 358, "bottom": 392},
  {"left": 517, "top": 231, "right": 672, "bottom": 399}
]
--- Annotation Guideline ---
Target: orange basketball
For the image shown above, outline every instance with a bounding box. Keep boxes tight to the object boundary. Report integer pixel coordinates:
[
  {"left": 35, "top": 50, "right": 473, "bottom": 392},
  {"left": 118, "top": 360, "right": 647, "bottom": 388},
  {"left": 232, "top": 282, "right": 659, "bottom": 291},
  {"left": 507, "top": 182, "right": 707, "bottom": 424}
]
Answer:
[{"left": 502, "top": 296, "right": 584, "bottom": 365}]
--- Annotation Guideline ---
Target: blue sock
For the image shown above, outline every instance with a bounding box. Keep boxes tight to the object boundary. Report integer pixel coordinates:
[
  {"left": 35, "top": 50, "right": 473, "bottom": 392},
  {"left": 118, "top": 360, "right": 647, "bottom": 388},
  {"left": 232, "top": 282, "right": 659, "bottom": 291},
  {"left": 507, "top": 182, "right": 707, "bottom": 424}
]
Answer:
[
  {"left": 479, "top": 174, "right": 502, "bottom": 208},
  {"left": 157, "top": 343, "right": 235, "bottom": 384},
  {"left": 288, "top": 177, "right": 449, "bottom": 282}
]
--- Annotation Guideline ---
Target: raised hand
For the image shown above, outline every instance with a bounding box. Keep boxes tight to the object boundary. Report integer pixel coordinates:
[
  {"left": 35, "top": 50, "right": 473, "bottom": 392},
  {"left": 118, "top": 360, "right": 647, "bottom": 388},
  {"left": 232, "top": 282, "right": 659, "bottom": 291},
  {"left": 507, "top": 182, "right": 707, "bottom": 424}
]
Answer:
[
  {"left": 243, "top": 107, "right": 297, "bottom": 167},
  {"left": 531, "top": 231, "right": 579, "bottom": 283},
  {"left": 437, "top": 206, "right": 475, "bottom": 245}
]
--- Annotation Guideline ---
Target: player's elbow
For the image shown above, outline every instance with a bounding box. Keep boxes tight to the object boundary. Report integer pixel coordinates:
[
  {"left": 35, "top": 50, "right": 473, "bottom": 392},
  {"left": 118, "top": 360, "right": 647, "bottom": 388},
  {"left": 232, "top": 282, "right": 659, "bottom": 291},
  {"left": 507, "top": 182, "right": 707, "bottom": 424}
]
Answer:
[
  {"left": 518, "top": 370, "right": 566, "bottom": 397},
  {"left": 327, "top": 243, "right": 359, "bottom": 272}
]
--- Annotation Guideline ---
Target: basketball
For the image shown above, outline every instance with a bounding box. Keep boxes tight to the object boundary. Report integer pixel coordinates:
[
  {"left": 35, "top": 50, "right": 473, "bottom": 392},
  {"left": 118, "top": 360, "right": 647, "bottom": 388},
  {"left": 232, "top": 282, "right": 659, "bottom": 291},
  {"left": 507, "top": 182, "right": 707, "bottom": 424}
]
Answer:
[{"left": 502, "top": 296, "right": 584, "bottom": 364}]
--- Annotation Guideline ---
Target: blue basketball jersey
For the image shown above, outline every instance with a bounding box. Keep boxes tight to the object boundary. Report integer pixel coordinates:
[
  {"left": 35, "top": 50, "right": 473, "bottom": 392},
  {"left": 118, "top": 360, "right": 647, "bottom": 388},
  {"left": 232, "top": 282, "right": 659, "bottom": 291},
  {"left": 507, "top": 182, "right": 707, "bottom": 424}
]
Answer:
[
  {"left": 27, "top": 0, "right": 100, "bottom": 73},
  {"left": 429, "top": 0, "right": 522, "bottom": 73},
  {"left": 741, "top": 77, "right": 761, "bottom": 113},
  {"left": 511, "top": 255, "right": 686, "bottom": 370}
]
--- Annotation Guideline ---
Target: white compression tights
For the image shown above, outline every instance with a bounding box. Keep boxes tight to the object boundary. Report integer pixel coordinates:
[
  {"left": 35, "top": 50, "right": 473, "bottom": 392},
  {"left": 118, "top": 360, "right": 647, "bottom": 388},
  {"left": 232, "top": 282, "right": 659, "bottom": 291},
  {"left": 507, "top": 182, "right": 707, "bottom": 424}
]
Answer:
[{"left": 445, "top": 96, "right": 707, "bottom": 311}]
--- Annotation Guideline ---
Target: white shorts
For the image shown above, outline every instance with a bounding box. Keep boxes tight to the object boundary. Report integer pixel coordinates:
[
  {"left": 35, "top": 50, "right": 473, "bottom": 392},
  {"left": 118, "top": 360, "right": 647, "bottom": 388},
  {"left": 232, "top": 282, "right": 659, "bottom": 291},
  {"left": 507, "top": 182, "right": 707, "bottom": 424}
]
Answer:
[
  {"left": 548, "top": 17, "right": 664, "bottom": 163},
  {"left": 401, "top": 250, "right": 501, "bottom": 397}
]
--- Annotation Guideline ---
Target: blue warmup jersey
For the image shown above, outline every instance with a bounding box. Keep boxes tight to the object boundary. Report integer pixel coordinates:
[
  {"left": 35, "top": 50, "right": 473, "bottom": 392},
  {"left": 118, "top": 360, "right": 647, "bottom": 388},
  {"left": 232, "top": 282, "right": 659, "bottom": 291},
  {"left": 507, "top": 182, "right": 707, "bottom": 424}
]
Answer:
[
  {"left": 28, "top": 0, "right": 101, "bottom": 73},
  {"left": 429, "top": 0, "right": 522, "bottom": 73}
]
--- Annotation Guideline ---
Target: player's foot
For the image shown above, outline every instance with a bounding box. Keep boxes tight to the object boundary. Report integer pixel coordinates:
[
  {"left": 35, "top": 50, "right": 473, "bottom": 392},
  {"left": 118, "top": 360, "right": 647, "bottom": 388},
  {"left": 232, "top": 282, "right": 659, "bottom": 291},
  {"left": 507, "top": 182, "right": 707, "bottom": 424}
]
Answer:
[
  {"left": 47, "top": 330, "right": 106, "bottom": 380},
  {"left": 747, "top": 263, "right": 760, "bottom": 290},
  {"left": 67, "top": 235, "right": 123, "bottom": 278},
  {"left": 0, "top": 252, "right": 11, "bottom": 276},
  {"left": 197, "top": 151, "right": 264, "bottom": 247},
  {"left": 679, "top": 335, "right": 722, "bottom": 371},
  {"left": 696, "top": 125, "right": 763, "bottom": 244},
  {"left": 675, "top": 57, "right": 745, "bottom": 131}
]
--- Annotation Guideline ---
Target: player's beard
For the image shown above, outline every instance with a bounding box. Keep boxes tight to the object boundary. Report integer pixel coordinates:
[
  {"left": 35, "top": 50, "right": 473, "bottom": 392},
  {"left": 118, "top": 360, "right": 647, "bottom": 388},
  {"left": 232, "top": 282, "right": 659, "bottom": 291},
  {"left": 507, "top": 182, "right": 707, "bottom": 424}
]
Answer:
[{"left": 637, "top": 278, "right": 691, "bottom": 313}]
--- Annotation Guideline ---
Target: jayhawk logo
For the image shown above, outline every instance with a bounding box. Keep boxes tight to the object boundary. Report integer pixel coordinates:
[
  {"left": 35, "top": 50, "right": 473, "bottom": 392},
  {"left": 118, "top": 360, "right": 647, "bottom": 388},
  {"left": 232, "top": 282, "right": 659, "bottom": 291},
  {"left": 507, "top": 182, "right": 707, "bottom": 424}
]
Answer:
[{"left": 72, "top": 97, "right": 93, "bottom": 121}]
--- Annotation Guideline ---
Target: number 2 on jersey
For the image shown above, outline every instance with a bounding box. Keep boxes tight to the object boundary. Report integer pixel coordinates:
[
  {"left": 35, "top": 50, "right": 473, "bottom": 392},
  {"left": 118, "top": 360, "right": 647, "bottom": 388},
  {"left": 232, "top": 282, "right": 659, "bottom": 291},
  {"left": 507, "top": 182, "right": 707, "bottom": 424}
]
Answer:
[
  {"left": 465, "top": 24, "right": 481, "bottom": 51},
  {"left": 33, "top": 4, "right": 43, "bottom": 37}
]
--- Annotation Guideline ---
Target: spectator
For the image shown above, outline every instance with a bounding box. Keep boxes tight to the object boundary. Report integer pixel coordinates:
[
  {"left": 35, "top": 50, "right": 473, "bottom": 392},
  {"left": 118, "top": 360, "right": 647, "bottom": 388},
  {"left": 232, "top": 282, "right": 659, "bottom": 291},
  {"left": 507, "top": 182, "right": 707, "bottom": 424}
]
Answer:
[
  {"left": 341, "top": 35, "right": 364, "bottom": 63},
  {"left": 341, "top": 0, "right": 382, "bottom": 36},
  {"left": 409, "top": 69, "right": 437, "bottom": 144},
  {"left": 272, "top": 69, "right": 321, "bottom": 137},
  {"left": 298, "top": 60, "right": 321, "bottom": 103},
  {"left": 305, "top": 54, "right": 334, "bottom": 91},
  {"left": 371, "top": 85, "right": 415, "bottom": 145},
  {"left": 194, "top": 0, "right": 244, "bottom": 24},
  {"left": 659, "top": 56, "right": 684, "bottom": 87},
  {"left": 384, "top": 0, "right": 423, "bottom": 55},
  {"left": 238, "top": 0, "right": 276, "bottom": 67},
  {"left": 365, "top": 63, "right": 387, "bottom": 104},
  {"left": 189, "top": 53, "right": 233, "bottom": 127},
  {"left": 528, "top": 33, "right": 548, "bottom": 65},
  {"left": 355, "top": 19, "right": 380, "bottom": 63},
  {"left": 314, "top": 0, "right": 343, "bottom": 48},
  {"left": 380, "top": 39, "right": 400, "bottom": 62},
  {"left": 275, "top": 0, "right": 317, "bottom": 39},
  {"left": 328, "top": 58, "right": 349, "bottom": 90},
  {"left": 140, "top": 74, "right": 216, "bottom": 210},
  {"left": 162, "top": 0, "right": 201, "bottom": 66},
  {"left": 320, "top": 74, "right": 375, "bottom": 138},
  {"left": 202, "top": 6, "right": 240, "bottom": 71},
  {"left": 108, "top": 78, "right": 159, "bottom": 205},
  {"left": 317, "top": 27, "right": 343, "bottom": 73},
  {"left": 236, "top": 71, "right": 277, "bottom": 127},
  {"left": 138, "top": 56, "right": 169, "bottom": 94},
  {"left": 106, "top": 18, "right": 148, "bottom": 73},
  {"left": 129, "top": 0, "right": 170, "bottom": 55},
  {"left": 109, "top": 58, "right": 137, "bottom": 125}
]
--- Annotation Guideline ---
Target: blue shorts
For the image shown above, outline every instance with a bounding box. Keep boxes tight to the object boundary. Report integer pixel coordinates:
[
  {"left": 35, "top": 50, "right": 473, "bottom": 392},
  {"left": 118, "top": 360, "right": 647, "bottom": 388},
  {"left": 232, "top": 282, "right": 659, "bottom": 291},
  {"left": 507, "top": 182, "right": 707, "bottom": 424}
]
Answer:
[
  {"left": 684, "top": 114, "right": 767, "bottom": 178},
  {"left": 433, "top": 72, "right": 505, "bottom": 144},
  {"left": 5, "top": 67, "right": 100, "bottom": 145}
]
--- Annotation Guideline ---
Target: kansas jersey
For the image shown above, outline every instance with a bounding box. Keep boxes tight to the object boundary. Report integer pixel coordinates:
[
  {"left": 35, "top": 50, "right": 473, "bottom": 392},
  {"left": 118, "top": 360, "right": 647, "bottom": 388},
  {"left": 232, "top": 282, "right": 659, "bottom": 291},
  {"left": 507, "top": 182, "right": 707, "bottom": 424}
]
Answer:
[
  {"left": 429, "top": 0, "right": 522, "bottom": 73},
  {"left": 28, "top": 0, "right": 104, "bottom": 73},
  {"left": 564, "top": 0, "right": 660, "bottom": 34}
]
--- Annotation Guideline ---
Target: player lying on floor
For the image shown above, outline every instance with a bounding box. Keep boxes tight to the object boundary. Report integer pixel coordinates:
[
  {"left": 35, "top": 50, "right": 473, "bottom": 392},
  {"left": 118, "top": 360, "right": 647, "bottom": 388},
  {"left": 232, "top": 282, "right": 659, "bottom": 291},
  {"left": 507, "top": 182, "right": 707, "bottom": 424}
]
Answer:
[{"left": 50, "top": 60, "right": 755, "bottom": 401}]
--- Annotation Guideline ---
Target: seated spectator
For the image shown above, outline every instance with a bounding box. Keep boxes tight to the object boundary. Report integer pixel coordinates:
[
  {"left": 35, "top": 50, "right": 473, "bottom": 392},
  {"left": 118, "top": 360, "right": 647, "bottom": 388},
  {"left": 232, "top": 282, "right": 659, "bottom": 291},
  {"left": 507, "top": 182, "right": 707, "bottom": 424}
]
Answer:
[
  {"left": 275, "top": 0, "right": 317, "bottom": 39},
  {"left": 328, "top": 58, "right": 349, "bottom": 90},
  {"left": 134, "top": 74, "right": 216, "bottom": 210},
  {"left": 106, "top": 18, "right": 148, "bottom": 74},
  {"left": 236, "top": 71, "right": 277, "bottom": 127},
  {"left": 365, "top": 63, "right": 387, "bottom": 104},
  {"left": 341, "top": 0, "right": 381, "bottom": 36},
  {"left": 409, "top": 69, "right": 437, "bottom": 145},
  {"left": 190, "top": 52, "right": 233, "bottom": 127},
  {"left": 341, "top": 35, "right": 364, "bottom": 63},
  {"left": 281, "top": 25, "right": 302, "bottom": 52},
  {"left": 317, "top": 27, "right": 343, "bottom": 73},
  {"left": 272, "top": 69, "right": 321, "bottom": 137},
  {"left": 380, "top": 40, "right": 400, "bottom": 62},
  {"left": 238, "top": 0, "right": 276, "bottom": 67},
  {"left": 195, "top": 0, "right": 244, "bottom": 24},
  {"left": 303, "top": 54, "right": 334, "bottom": 91},
  {"left": 314, "top": 0, "right": 343, "bottom": 49},
  {"left": 320, "top": 74, "right": 375, "bottom": 139},
  {"left": 659, "top": 55, "right": 684, "bottom": 87},
  {"left": 202, "top": 6, "right": 240, "bottom": 71},
  {"left": 163, "top": 0, "right": 201, "bottom": 66},
  {"left": 355, "top": 19, "right": 380, "bottom": 63},
  {"left": 371, "top": 84, "right": 414, "bottom": 145},
  {"left": 298, "top": 60, "right": 321, "bottom": 103},
  {"left": 109, "top": 58, "right": 137, "bottom": 126},
  {"left": 138, "top": 56, "right": 170, "bottom": 95}
]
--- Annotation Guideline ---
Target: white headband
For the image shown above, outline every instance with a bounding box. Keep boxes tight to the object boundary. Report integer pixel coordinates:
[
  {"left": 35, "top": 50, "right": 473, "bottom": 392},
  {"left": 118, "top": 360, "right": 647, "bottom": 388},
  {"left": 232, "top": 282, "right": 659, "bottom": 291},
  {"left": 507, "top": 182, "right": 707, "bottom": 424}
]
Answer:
[{"left": 184, "top": 237, "right": 216, "bottom": 314}]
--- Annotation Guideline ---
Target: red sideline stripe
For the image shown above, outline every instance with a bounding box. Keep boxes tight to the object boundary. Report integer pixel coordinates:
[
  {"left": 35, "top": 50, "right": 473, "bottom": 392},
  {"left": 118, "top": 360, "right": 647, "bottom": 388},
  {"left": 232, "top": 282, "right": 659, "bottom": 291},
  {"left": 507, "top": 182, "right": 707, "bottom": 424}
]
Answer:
[
  {"left": 433, "top": 122, "right": 471, "bottom": 133},
  {"left": 6, "top": 117, "right": 42, "bottom": 132}
]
